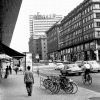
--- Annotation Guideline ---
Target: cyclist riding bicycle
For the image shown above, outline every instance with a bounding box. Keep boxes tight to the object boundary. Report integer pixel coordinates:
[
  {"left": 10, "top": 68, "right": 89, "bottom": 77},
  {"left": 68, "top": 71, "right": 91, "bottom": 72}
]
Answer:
[{"left": 82, "top": 62, "right": 92, "bottom": 81}]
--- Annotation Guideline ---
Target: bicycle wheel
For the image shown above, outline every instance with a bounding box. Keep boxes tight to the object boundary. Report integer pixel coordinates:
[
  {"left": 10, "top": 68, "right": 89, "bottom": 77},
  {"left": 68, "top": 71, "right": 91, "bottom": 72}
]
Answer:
[
  {"left": 48, "top": 80, "right": 54, "bottom": 91},
  {"left": 49, "top": 82, "right": 56, "bottom": 93},
  {"left": 82, "top": 74, "right": 86, "bottom": 84},
  {"left": 51, "top": 82, "right": 60, "bottom": 94},
  {"left": 64, "top": 82, "right": 73, "bottom": 94},
  {"left": 43, "top": 79, "right": 52, "bottom": 89},
  {"left": 87, "top": 75, "right": 92, "bottom": 85},
  {"left": 70, "top": 82, "right": 78, "bottom": 94}
]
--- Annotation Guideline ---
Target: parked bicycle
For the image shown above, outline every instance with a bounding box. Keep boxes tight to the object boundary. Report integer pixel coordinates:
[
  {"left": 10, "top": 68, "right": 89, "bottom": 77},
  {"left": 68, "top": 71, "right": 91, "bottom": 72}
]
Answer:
[
  {"left": 58, "top": 75, "right": 78, "bottom": 94},
  {"left": 43, "top": 75, "right": 78, "bottom": 94},
  {"left": 82, "top": 73, "right": 92, "bottom": 85}
]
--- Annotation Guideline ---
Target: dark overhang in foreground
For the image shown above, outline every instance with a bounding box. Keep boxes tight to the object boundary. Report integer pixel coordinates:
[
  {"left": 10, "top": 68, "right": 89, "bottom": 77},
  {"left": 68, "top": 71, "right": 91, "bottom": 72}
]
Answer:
[{"left": 0, "top": 42, "right": 25, "bottom": 59}]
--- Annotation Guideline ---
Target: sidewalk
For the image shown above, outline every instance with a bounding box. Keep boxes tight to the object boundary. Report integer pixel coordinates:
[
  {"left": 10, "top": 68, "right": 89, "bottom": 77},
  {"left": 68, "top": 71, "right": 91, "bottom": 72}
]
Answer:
[{"left": 0, "top": 72, "right": 100, "bottom": 100}]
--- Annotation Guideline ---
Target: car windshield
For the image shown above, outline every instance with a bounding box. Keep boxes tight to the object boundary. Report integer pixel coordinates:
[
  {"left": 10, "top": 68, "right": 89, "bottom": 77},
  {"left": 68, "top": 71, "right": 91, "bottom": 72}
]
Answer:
[
  {"left": 88, "top": 61, "right": 97, "bottom": 64},
  {"left": 67, "top": 64, "right": 76, "bottom": 68}
]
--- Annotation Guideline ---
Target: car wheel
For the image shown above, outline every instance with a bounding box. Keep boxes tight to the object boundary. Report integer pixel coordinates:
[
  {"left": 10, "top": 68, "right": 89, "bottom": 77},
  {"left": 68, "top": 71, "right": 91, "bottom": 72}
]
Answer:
[
  {"left": 78, "top": 72, "right": 81, "bottom": 76},
  {"left": 75, "top": 73, "right": 78, "bottom": 76},
  {"left": 66, "top": 71, "right": 69, "bottom": 76},
  {"left": 98, "top": 70, "right": 100, "bottom": 73}
]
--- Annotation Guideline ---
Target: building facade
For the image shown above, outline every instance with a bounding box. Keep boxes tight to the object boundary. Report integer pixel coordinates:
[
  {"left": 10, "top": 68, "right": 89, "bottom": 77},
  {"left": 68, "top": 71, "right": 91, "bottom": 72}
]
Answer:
[
  {"left": 46, "top": 21, "right": 61, "bottom": 61},
  {"left": 29, "top": 12, "right": 63, "bottom": 39},
  {"left": 39, "top": 36, "right": 47, "bottom": 60},
  {"left": 59, "top": 0, "right": 100, "bottom": 61},
  {"left": 29, "top": 13, "right": 63, "bottom": 60},
  {"left": 29, "top": 35, "right": 47, "bottom": 61}
]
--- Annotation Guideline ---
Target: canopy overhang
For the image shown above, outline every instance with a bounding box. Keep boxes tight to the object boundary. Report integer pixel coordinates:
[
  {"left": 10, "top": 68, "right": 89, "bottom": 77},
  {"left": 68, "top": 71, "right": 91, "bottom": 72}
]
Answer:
[{"left": 0, "top": 42, "right": 25, "bottom": 59}]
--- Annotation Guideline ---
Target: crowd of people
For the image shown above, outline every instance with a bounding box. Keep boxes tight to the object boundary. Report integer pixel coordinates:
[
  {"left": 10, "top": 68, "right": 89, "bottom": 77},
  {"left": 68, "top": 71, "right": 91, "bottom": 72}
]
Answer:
[{"left": 4, "top": 64, "right": 22, "bottom": 78}]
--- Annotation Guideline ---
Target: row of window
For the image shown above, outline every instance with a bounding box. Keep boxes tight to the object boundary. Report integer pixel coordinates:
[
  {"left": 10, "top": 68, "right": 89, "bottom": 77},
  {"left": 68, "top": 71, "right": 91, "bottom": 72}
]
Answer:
[
  {"left": 60, "top": 14, "right": 94, "bottom": 37},
  {"left": 60, "top": 41, "right": 95, "bottom": 54},
  {"left": 83, "top": 23, "right": 94, "bottom": 32},
  {"left": 62, "top": 4, "right": 93, "bottom": 26},
  {"left": 61, "top": 4, "right": 93, "bottom": 29},
  {"left": 47, "top": 29, "right": 57, "bottom": 40},
  {"left": 60, "top": 4, "right": 100, "bottom": 36},
  {"left": 60, "top": 32, "right": 94, "bottom": 48},
  {"left": 83, "top": 14, "right": 94, "bottom": 23},
  {"left": 34, "top": 21, "right": 58, "bottom": 24},
  {"left": 48, "top": 37, "right": 57, "bottom": 44},
  {"left": 60, "top": 28, "right": 83, "bottom": 43},
  {"left": 60, "top": 22, "right": 99, "bottom": 44}
]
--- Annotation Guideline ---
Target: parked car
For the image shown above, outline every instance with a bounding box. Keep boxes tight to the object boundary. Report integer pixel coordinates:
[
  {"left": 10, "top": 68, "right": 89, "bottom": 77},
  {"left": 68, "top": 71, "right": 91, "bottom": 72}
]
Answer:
[
  {"left": 54, "top": 62, "right": 64, "bottom": 70},
  {"left": 86, "top": 60, "right": 100, "bottom": 72},
  {"left": 63, "top": 63, "right": 83, "bottom": 75},
  {"left": 75, "top": 60, "right": 84, "bottom": 67},
  {"left": 54, "top": 61, "right": 72, "bottom": 70}
]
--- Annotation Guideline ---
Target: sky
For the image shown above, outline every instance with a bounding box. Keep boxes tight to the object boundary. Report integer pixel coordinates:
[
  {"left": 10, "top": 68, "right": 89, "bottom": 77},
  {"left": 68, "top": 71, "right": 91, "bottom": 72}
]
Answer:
[{"left": 10, "top": 0, "right": 84, "bottom": 53}]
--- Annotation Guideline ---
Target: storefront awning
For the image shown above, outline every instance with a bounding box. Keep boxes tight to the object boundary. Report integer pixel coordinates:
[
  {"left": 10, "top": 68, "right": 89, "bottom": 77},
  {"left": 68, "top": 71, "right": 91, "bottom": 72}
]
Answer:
[{"left": 0, "top": 42, "right": 25, "bottom": 59}]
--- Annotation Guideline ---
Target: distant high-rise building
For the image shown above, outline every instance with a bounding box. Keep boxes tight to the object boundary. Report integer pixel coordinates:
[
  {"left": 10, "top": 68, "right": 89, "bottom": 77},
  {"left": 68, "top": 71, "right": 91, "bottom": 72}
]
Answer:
[
  {"left": 29, "top": 12, "right": 63, "bottom": 39},
  {"left": 29, "top": 13, "right": 63, "bottom": 60}
]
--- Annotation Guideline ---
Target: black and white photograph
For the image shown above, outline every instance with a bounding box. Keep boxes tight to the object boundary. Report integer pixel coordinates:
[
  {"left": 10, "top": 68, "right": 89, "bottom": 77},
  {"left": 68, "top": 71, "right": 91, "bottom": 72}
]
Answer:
[{"left": 0, "top": 0, "right": 100, "bottom": 100}]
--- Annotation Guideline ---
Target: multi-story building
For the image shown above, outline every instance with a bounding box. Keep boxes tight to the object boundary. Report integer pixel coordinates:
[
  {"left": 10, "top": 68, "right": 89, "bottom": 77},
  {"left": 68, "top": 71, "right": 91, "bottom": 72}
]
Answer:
[
  {"left": 59, "top": 0, "right": 100, "bottom": 61},
  {"left": 46, "top": 20, "right": 62, "bottom": 61},
  {"left": 29, "top": 12, "right": 63, "bottom": 39},
  {"left": 38, "top": 36, "right": 47, "bottom": 60},
  {"left": 29, "top": 13, "right": 63, "bottom": 60},
  {"left": 29, "top": 35, "right": 47, "bottom": 61}
]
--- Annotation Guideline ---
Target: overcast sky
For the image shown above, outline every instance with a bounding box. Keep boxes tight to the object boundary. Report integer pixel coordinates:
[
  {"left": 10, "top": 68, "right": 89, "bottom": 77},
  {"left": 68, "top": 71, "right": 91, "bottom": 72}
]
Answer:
[{"left": 10, "top": 0, "right": 84, "bottom": 53}]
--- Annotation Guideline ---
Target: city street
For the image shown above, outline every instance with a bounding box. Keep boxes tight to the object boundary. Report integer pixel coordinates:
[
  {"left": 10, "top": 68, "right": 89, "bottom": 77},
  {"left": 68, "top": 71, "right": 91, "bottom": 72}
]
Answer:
[
  {"left": 70, "top": 73, "right": 100, "bottom": 93},
  {"left": 1, "top": 71, "right": 100, "bottom": 100},
  {"left": 1, "top": 0, "right": 100, "bottom": 100},
  {"left": 38, "top": 68, "right": 100, "bottom": 93}
]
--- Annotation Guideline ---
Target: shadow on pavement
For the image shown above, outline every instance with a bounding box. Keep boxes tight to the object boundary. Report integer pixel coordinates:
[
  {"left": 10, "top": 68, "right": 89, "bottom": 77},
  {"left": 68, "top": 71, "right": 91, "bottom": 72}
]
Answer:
[{"left": 89, "top": 97, "right": 100, "bottom": 100}]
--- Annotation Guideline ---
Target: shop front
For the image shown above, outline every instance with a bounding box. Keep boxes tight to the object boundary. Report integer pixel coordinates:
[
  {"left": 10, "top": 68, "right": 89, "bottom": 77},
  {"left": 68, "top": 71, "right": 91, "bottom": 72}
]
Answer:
[{"left": 0, "top": 42, "right": 25, "bottom": 82}]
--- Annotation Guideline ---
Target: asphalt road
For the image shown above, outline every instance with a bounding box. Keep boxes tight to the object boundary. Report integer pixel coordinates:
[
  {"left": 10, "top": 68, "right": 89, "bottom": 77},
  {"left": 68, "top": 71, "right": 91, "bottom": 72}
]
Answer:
[
  {"left": 38, "top": 69, "right": 100, "bottom": 93},
  {"left": 69, "top": 73, "right": 100, "bottom": 93}
]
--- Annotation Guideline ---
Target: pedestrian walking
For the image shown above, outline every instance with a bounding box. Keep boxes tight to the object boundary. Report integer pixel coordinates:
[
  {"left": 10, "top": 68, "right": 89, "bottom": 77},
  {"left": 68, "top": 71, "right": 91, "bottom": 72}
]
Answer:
[
  {"left": 14, "top": 65, "right": 18, "bottom": 74},
  {"left": 4, "top": 66, "right": 9, "bottom": 78},
  {"left": 24, "top": 66, "right": 34, "bottom": 96},
  {"left": 9, "top": 65, "right": 12, "bottom": 74},
  {"left": 37, "top": 68, "right": 39, "bottom": 77}
]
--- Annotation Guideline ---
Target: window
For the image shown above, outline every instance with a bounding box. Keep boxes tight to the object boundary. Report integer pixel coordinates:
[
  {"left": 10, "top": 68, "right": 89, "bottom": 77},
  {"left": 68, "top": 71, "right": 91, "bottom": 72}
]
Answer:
[
  {"left": 97, "top": 40, "right": 100, "bottom": 45},
  {"left": 91, "top": 23, "right": 94, "bottom": 28},
  {"left": 93, "top": 4, "right": 100, "bottom": 9},
  {"left": 97, "top": 22, "right": 100, "bottom": 27},
  {"left": 89, "top": 24, "right": 91, "bottom": 29},
  {"left": 91, "top": 14, "right": 94, "bottom": 19},
  {"left": 88, "top": 15, "right": 91, "bottom": 20},
  {"left": 97, "top": 31, "right": 100, "bottom": 36},
  {"left": 96, "top": 13, "right": 100, "bottom": 18}
]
